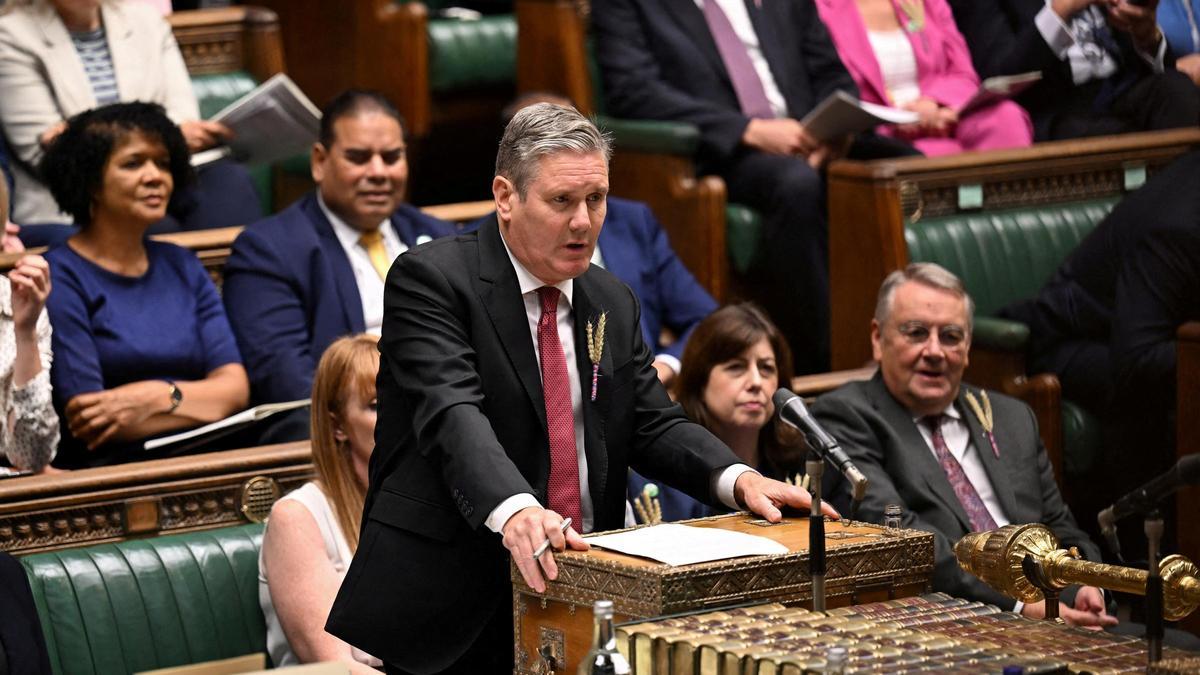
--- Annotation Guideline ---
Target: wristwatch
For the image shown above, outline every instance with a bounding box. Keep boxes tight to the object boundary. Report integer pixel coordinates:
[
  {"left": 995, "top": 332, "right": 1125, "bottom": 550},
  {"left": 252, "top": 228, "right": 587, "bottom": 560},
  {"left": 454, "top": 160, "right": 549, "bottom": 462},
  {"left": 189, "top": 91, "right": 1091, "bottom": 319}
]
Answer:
[{"left": 166, "top": 381, "right": 183, "bottom": 414}]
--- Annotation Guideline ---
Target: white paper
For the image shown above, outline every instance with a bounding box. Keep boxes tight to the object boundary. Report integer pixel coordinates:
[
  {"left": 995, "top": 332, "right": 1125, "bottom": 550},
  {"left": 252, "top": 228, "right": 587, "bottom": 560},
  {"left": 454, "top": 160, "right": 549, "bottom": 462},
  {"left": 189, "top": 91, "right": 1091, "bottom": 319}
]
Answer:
[
  {"left": 203, "top": 73, "right": 321, "bottom": 166},
  {"left": 585, "top": 523, "right": 788, "bottom": 566},
  {"left": 800, "top": 90, "right": 918, "bottom": 142},
  {"left": 958, "top": 71, "right": 1042, "bottom": 115},
  {"left": 143, "top": 399, "right": 310, "bottom": 451}
]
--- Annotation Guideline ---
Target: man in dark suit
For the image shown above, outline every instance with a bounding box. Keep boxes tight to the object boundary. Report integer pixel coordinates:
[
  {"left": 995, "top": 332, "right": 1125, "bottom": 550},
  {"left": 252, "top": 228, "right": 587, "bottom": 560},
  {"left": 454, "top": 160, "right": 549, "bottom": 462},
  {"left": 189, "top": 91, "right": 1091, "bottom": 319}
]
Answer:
[
  {"left": 1002, "top": 149, "right": 1200, "bottom": 546},
  {"left": 591, "top": 0, "right": 917, "bottom": 373},
  {"left": 947, "top": 0, "right": 1200, "bottom": 140},
  {"left": 326, "top": 103, "right": 833, "bottom": 674},
  {"left": 0, "top": 552, "right": 52, "bottom": 674},
  {"left": 813, "top": 263, "right": 1116, "bottom": 626},
  {"left": 222, "top": 90, "right": 454, "bottom": 412}
]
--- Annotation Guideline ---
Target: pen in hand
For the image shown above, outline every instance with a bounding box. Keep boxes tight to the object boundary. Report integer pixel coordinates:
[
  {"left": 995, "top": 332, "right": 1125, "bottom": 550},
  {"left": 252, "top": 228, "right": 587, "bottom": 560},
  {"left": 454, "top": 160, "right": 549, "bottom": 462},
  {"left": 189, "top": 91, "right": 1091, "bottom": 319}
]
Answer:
[{"left": 532, "top": 517, "right": 573, "bottom": 560}]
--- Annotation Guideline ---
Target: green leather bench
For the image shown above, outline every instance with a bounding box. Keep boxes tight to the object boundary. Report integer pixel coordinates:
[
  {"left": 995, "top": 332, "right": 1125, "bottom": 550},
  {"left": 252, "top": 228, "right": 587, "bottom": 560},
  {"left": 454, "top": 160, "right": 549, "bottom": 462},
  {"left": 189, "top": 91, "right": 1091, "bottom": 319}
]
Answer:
[{"left": 20, "top": 524, "right": 266, "bottom": 674}]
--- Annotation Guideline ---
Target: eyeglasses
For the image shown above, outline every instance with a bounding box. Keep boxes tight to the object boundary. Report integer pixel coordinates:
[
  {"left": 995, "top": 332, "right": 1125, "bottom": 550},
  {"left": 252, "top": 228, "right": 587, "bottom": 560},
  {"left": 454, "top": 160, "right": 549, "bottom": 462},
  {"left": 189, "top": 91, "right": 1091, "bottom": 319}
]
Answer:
[{"left": 895, "top": 321, "right": 967, "bottom": 348}]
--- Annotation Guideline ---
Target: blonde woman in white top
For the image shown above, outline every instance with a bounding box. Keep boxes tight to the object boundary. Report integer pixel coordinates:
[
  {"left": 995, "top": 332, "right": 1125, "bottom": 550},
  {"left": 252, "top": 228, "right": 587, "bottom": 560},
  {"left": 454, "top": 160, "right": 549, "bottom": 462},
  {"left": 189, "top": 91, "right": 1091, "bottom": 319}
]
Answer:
[
  {"left": 0, "top": 171, "right": 57, "bottom": 471},
  {"left": 258, "top": 334, "right": 381, "bottom": 672}
]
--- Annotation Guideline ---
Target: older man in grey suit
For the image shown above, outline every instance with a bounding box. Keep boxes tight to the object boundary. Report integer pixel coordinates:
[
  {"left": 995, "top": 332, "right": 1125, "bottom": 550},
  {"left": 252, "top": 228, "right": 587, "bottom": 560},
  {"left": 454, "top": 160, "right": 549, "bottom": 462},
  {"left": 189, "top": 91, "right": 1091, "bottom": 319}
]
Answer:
[{"left": 813, "top": 263, "right": 1115, "bottom": 627}]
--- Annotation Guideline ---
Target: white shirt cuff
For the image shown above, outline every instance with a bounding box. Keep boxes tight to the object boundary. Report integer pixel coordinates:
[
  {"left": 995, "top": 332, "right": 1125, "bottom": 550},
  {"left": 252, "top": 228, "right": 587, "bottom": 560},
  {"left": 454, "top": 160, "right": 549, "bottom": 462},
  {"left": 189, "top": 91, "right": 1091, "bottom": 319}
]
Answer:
[
  {"left": 1035, "top": 5, "right": 1077, "bottom": 58},
  {"left": 1012, "top": 599, "right": 1025, "bottom": 614},
  {"left": 484, "top": 493, "right": 541, "bottom": 533},
  {"left": 653, "top": 354, "right": 682, "bottom": 376},
  {"left": 1136, "top": 28, "right": 1167, "bottom": 72},
  {"left": 714, "top": 464, "right": 758, "bottom": 510}
]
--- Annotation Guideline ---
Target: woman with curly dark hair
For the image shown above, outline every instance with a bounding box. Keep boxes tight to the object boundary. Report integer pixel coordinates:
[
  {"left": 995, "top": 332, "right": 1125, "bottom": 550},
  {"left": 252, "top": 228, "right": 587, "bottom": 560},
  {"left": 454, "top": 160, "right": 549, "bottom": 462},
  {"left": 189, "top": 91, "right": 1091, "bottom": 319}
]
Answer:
[
  {"left": 629, "top": 303, "right": 805, "bottom": 521},
  {"left": 41, "top": 102, "right": 249, "bottom": 468}
]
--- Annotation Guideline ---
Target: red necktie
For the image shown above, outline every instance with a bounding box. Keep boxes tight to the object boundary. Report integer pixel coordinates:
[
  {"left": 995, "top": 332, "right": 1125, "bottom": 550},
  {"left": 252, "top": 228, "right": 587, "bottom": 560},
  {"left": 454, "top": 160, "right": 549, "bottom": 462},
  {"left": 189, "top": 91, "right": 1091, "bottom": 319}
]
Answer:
[
  {"left": 701, "top": 0, "right": 775, "bottom": 119},
  {"left": 537, "top": 287, "right": 583, "bottom": 525},
  {"left": 922, "top": 415, "right": 998, "bottom": 532}
]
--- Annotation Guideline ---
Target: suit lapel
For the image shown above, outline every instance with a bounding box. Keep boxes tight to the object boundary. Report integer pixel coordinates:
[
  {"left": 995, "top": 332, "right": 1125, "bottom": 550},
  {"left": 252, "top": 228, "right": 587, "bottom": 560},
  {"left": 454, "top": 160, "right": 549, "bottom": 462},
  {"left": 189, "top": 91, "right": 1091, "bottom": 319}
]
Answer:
[
  {"left": 663, "top": 0, "right": 734, "bottom": 86},
  {"left": 867, "top": 375, "right": 972, "bottom": 532},
  {"left": 475, "top": 218, "right": 547, "bottom": 431},
  {"left": 34, "top": 4, "right": 94, "bottom": 116},
  {"left": 102, "top": 3, "right": 141, "bottom": 105},
  {"left": 957, "top": 387, "right": 1019, "bottom": 522},
  {"left": 742, "top": 0, "right": 790, "bottom": 95},
  {"left": 820, "top": 0, "right": 890, "bottom": 103},
  {"left": 305, "top": 196, "right": 366, "bottom": 334},
  {"left": 572, "top": 273, "right": 611, "bottom": 510}
]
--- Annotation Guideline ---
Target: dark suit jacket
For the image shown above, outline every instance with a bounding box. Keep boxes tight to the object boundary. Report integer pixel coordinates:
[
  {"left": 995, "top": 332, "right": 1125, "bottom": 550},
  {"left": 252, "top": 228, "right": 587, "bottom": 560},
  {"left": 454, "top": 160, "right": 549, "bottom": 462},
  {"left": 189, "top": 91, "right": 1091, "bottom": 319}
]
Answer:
[
  {"left": 222, "top": 192, "right": 453, "bottom": 404},
  {"left": 0, "top": 552, "right": 51, "bottom": 675},
  {"left": 812, "top": 373, "right": 1098, "bottom": 608},
  {"left": 591, "top": 0, "right": 858, "bottom": 167},
  {"left": 325, "top": 217, "right": 739, "bottom": 672},
  {"left": 946, "top": 0, "right": 1170, "bottom": 139},
  {"left": 1002, "top": 149, "right": 1200, "bottom": 413},
  {"left": 463, "top": 197, "right": 718, "bottom": 362}
]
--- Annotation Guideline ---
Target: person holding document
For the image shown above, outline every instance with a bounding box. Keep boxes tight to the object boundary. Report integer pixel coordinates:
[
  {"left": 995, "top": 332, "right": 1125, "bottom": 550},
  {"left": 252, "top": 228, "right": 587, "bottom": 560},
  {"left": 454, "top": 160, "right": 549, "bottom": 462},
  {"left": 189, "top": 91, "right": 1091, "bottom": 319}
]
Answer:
[
  {"left": 815, "top": 0, "right": 1034, "bottom": 155},
  {"left": 40, "top": 102, "right": 248, "bottom": 468},
  {"left": 325, "top": 103, "right": 836, "bottom": 674}
]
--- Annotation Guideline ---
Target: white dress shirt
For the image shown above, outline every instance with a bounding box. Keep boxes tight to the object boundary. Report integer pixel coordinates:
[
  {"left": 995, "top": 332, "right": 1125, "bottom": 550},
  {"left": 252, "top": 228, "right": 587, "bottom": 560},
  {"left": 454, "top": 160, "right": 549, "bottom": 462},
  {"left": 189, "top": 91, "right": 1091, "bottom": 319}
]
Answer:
[
  {"left": 318, "top": 194, "right": 408, "bottom": 335},
  {"left": 913, "top": 404, "right": 1021, "bottom": 611},
  {"left": 485, "top": 231, "right": 752, "bottom": 534},
  {"left": 695, "top": 0, "right": 790, "bottom": 118},
  {"left": 1036, "top": 2, "right": 1165, "bottom": 86}
]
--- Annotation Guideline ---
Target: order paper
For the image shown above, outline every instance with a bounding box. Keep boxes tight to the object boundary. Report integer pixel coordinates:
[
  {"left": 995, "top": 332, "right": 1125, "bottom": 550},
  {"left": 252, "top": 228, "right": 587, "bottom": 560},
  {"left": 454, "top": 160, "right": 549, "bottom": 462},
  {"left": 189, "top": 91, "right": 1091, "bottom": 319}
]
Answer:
[{"left": 585, "top": 523, "right": 788, "bottom": 566}]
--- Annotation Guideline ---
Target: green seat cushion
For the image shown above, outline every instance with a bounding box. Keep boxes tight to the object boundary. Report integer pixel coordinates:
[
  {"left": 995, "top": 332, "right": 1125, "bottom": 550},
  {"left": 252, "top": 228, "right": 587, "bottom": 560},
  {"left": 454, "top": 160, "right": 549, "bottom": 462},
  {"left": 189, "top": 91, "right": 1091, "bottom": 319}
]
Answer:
[
  {"left": 1062, "top": 398, "right": 1102, "bottom": 477},
  {"left": 598, "top": 115, "right": 700, "bottom": 156},
  {"left": 428, "top": 15, "right": 516, "bottom": 93},
  {"left": 726, "top": 203, "right": 764, "bottom": 275},
  {"left": 190, "top": 72, "right": 260, "bottom": 121},
  {"left": 905, "top": 198, "right": 1118, "bottom": 318},
  {"left": 22, "top": 524, "right": 265, "bottom": 674}
]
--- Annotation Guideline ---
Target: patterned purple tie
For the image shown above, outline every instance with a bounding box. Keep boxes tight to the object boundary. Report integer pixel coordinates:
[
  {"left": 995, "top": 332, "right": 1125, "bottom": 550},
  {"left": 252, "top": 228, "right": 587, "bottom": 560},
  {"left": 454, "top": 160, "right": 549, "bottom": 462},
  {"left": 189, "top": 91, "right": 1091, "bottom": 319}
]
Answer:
[
  {"left": 701, "top": 0, "right": 775, "bottom": 119},
  {"left": 922, "top": 415, "right": 998, "bottom": 532},
  {"left": 536, "top": 287, "right": 583, "bottom": 525}
]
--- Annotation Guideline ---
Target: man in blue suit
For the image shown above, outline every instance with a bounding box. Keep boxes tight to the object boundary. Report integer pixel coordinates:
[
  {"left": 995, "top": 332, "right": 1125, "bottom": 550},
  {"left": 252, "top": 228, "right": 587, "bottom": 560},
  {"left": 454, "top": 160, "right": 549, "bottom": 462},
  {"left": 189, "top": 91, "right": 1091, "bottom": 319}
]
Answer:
[{"left": 223, "top": 90, "right": 454, "bottom": 418}]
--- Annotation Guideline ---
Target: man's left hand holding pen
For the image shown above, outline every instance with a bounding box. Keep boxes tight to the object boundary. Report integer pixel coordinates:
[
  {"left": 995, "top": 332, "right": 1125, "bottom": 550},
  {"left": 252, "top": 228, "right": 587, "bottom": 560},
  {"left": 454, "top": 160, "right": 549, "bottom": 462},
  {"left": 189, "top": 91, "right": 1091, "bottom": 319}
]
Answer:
[{"left": 502, "top": 507, "right": 590, "bottom": 593}]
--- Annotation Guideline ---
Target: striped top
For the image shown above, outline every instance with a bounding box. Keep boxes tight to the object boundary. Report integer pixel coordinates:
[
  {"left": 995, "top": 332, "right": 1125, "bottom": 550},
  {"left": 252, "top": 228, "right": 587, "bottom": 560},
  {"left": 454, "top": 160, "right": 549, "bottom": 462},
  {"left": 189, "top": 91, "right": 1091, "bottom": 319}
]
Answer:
[{"left": 69, "top": 27, "right": 119, "bottom": 105}]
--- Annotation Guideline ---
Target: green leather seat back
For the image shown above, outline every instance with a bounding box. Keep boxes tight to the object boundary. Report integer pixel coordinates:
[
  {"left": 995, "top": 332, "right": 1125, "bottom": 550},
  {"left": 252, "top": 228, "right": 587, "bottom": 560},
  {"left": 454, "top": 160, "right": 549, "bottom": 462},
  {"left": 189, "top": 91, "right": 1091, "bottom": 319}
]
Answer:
[
  {"left": 190, "top": 72, "right": 273, "bottom": 213},
  {"left": 428, "top": 15, "right": 517, "bottom": 93},
  {"left": 21, "top": 524, "right": 265, "bottom": 674},
  {"left": 904, "top": 199, "right": 1118, "bottom": 317}
]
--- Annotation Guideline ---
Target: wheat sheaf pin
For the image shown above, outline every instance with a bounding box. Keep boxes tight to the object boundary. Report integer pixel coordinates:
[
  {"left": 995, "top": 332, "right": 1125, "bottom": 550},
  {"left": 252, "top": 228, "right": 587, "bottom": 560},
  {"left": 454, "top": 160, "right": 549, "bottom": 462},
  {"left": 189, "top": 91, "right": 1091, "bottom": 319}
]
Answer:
[
  {"left": 965, "top": 390, "right": 999, "bottom": 459},
  {"left": 585, "top": 312, "right": 607, "bottom": 402}
]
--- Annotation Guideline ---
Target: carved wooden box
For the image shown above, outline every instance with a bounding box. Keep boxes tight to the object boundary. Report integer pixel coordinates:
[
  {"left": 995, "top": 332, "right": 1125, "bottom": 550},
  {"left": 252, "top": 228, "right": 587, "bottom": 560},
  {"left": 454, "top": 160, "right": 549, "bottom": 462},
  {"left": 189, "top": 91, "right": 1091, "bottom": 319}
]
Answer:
[{"left": 511, "top": 513, "right": 935, "bottom": 674}]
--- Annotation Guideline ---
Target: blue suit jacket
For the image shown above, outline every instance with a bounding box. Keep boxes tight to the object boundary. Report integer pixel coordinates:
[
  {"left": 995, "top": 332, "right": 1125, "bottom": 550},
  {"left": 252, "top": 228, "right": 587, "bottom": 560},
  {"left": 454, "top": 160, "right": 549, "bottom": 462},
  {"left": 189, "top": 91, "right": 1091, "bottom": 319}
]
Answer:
[
  {"left": 222, "top": 192, "right": 454, "bottom": 404},
  {"left": 465, "top": 197, "right": 717, "bottom": 362}
]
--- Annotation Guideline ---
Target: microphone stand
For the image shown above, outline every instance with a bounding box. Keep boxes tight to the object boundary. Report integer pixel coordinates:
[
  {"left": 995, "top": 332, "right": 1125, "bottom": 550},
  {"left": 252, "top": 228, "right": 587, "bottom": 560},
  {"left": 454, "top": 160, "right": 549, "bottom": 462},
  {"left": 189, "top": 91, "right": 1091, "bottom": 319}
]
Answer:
[
  {"left": 807, "top": 450, "right": 827, "bottom": 613},
  {"left": 1145, "top": 510, "right": 1164, "bottom": 665}
]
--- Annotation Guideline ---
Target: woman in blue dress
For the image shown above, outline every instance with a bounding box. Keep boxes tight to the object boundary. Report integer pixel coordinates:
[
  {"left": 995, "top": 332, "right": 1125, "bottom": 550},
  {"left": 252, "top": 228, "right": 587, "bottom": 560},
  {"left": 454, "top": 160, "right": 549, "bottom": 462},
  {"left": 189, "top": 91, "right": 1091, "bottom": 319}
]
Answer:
[{"left": 40, "top": 102, "right": 249, "bottom": 468}]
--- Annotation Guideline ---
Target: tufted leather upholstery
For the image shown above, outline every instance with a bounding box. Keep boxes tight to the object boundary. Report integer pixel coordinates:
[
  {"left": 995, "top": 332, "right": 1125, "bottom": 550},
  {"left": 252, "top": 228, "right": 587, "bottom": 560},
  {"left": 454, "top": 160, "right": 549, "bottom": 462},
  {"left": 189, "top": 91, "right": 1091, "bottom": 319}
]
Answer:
[
  {"left": 428, "top": 15, "right": 517, "bottom": 93},
  {"left": 905, "top": 199, "right": 1118, "bottom": 317},
  {"left": 21, "top": 524, "right": 265, "bottom": 675}
]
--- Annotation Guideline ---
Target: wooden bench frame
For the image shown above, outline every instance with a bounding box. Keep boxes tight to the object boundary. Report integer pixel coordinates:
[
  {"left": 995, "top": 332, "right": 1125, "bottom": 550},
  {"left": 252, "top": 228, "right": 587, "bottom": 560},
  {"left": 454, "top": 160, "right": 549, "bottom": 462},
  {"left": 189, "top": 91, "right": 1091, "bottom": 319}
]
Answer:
[
  {"left": 0, "top": 442, "right": 311, "bottom": 556},
  {"left": 1176, "top": 322, "right": 1200, "bottom": 635},
  {"left": 827, "top": 127, "right": 1200, "bottom": 386}
]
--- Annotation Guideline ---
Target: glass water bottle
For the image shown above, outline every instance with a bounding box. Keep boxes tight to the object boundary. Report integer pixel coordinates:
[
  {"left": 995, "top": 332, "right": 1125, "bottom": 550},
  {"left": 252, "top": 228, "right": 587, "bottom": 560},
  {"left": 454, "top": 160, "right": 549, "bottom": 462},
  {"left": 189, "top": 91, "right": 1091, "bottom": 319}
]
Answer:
[{"left": 576, "top": 599, "right": 631, "bottom": 674}]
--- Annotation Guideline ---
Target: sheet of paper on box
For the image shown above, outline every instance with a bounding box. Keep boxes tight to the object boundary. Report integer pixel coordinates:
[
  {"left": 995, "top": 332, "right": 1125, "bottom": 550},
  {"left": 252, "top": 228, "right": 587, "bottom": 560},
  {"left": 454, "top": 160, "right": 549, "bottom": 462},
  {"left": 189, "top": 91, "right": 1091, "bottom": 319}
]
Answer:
[{"left": 585, "top": 523, "right": 789, "bottom": 566}]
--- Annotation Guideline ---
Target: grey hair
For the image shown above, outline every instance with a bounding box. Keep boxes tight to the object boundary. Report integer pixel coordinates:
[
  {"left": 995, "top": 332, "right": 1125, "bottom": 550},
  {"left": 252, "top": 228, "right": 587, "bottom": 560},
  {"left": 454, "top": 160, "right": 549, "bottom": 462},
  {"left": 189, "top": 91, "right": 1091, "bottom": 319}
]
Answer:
[
  {"left": 495, "top": 102, "right": 612, "bottom": 197},
  {"left": 874, "top": 262, "right": 975, "bottom": 331}
]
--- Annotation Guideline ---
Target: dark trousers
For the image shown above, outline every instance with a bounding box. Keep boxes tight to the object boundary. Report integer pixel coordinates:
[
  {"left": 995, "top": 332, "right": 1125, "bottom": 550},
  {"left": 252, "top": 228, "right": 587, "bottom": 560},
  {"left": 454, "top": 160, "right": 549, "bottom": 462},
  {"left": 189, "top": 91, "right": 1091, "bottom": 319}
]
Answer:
[
  {"left": 383, "top": 607, "right": 512, "bottom": 675},
  {"left": 1041, "top": 69, "right": 1200, "bottom": 141},
  {"left": 711, "top": 134, "right": 918, "bottom": 374}
]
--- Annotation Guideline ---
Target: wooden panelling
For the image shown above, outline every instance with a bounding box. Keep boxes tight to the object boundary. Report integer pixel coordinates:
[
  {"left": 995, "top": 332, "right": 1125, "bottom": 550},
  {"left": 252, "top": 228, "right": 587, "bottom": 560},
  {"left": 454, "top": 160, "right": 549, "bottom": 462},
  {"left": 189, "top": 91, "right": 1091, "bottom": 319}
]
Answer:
[
  {"left": 0, "top": 442, "right": 312, "bottom": 556},
  {"left": 1176, "top": 322, "right": 1200, "bottom": 636},
  {"left": 168, "top": 6, "right": 286, "bottom": 82}
]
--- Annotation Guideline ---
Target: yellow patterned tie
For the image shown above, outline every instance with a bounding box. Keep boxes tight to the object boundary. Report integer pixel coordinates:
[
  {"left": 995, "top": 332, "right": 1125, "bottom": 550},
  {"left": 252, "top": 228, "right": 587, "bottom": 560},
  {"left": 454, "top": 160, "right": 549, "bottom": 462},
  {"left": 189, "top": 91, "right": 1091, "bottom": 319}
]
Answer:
[{"left": 359, "top": 229, "right": 390, "bottom": 280}]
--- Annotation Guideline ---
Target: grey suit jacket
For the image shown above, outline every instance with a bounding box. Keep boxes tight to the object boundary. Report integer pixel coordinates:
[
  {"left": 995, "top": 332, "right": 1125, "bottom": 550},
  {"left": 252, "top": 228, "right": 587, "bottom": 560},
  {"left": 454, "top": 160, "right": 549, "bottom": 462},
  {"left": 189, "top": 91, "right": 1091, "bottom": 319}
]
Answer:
[
  {"left": 812, "top": 372, "right": 1098, "bottom": 608},
  {"left": 0, "top": 0, "right": 198, "bottom": 223}
]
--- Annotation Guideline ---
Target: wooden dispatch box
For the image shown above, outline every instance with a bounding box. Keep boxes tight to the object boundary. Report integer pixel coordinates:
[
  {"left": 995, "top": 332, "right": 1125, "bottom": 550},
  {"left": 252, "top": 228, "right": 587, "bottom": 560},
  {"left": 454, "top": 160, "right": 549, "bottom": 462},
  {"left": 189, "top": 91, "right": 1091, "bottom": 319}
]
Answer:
[{"left": 511, "top": 513, "right": 935, "bottom": 674}]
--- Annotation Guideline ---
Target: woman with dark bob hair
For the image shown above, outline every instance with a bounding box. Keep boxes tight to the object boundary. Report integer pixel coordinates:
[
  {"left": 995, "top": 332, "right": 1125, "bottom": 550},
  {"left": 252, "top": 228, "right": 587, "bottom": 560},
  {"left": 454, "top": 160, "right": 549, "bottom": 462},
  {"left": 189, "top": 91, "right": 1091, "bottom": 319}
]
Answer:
[
  {"left": 41, "top": 102, "right": 249, "bottom": 468},
  {"left": 629, "top": 303, "right": 804, "bottom": 521}
]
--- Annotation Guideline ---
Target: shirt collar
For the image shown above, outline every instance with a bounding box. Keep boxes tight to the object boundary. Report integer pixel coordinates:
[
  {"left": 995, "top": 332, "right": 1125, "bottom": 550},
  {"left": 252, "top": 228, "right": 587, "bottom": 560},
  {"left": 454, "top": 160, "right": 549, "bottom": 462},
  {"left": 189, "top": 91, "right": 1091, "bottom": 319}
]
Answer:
[
  {"left": 911, "top": 400, "right": 962, "bottom": 425},
  {"left": 497, "top": 222, "right": 574, "bottom": 308},
  {"left": 317, "top": 192, "right": 395, "bottom": 251}
]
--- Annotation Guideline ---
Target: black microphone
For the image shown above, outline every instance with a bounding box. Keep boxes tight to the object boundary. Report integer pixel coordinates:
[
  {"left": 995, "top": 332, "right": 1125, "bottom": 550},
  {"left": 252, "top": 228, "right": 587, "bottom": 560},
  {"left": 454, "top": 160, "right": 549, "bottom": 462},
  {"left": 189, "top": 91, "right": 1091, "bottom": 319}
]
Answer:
[
  {"left": 1098, "top": 454, "right": 1200, "bottom": 552},
  {"left": 773, "top": 388, "right": 868, "bottom": 502}
]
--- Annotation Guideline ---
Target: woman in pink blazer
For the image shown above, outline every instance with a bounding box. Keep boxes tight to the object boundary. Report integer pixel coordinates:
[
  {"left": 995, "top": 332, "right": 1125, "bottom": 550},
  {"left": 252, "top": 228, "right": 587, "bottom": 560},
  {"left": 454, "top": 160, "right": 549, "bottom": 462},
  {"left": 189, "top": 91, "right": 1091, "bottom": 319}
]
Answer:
[{"left": 816, "top": 0, "right": 1033, "bottom": 156}]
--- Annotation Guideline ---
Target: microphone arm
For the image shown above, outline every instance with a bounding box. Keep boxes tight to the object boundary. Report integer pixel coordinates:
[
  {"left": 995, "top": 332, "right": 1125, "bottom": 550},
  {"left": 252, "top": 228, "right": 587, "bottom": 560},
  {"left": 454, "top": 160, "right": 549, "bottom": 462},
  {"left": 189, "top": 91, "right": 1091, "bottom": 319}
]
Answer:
[{"left": 1097, "top": 453, "right": 1200, "bottom": 556}]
